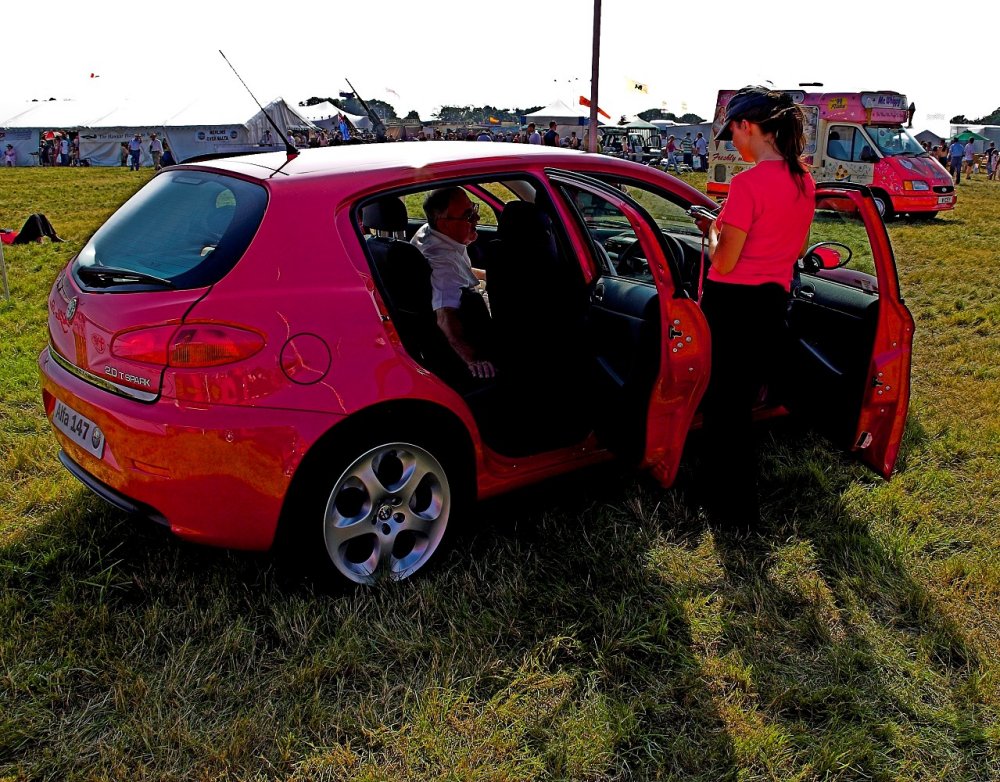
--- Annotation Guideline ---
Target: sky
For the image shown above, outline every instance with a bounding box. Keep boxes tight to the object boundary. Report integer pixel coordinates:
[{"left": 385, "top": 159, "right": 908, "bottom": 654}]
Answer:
[{"left": 5, "top": 1, "right": 995, "bottom": 137}]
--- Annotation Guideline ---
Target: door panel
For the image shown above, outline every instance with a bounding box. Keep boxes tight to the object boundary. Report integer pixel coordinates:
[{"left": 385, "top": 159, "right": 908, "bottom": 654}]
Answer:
[
  {"left": 783, "top": 185, "right": 913, "bottom": 477},
  {"left": 586, "top": 277, "right": 661, "bottom": 459}
]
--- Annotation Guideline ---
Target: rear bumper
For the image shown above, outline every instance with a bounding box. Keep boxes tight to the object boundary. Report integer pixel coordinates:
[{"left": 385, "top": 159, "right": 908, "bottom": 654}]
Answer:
[{"left": 39, "top": 347, "right": 340, "bottom": 551}]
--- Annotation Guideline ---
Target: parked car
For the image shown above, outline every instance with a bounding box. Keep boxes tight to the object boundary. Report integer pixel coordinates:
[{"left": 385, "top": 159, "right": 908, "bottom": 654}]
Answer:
[{"left": 39, "top": 144, "right": 913, "bottom": 585}]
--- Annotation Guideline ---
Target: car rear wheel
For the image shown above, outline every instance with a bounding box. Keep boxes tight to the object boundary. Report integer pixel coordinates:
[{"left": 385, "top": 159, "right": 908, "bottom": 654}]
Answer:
[{"left": 314, "top": 438, "right": 458, "bottom": 585}]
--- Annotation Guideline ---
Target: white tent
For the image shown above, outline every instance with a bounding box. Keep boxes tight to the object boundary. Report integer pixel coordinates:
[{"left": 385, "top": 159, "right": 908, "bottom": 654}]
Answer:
[
  {"left": 0, "top": 99, "right": 117, "bottom": 166},
  {"left": 525, "top": 99, "right": 592, "bottom": 127},
  {"left": 524, "top": 99, "right": 602, "bottom": 145},
  {"left": 245, "top": 98, "right": 319, "bottom": 148},
  {"left": 1, "top": 96, "right": 317, "bottom": 166},
  {"left": 297, "top": 101, "right": 370, "bottom": 133}
]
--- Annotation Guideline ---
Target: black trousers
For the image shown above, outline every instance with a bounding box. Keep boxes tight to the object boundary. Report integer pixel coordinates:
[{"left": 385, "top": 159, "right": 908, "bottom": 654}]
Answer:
[
  {"left": 11, "top": 214, "right": 63, "bottom": 244},
  {"left": 699, "top": 279, "right": 789, "bottom": 520}
]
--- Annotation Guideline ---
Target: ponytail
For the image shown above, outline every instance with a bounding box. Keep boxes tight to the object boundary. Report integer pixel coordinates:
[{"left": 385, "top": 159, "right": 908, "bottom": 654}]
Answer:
[{"left": 757, "top": 95, "right": 809, "bottom": 193}]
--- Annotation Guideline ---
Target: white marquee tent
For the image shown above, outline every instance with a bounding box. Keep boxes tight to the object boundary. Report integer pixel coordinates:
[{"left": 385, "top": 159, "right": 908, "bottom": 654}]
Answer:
[
  {"left": 524, "top": 99, "right": 603, "bottom": 144},
  {"left": 297, "top": 101, "right": 370, "bottom": 133},
  {"left": 0, "top": 96, "right": 317, "bottom": 166}
]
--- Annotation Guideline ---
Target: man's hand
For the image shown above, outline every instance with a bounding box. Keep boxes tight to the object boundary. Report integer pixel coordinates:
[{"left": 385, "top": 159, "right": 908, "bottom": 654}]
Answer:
[{"left": 436, "top": 307, "right": 496, "bottom": 379}]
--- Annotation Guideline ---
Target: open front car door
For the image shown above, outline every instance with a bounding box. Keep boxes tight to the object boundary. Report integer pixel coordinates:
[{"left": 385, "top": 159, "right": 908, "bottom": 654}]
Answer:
[
  {"left": 548, "top": 171, "right": 711, "bottom": 487},
  {"left": 781, "top": 183, "right": 914, "bottom": 478}
]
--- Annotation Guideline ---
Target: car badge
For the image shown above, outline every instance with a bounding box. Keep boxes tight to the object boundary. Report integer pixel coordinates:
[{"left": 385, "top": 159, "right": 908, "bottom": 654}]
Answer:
[
  {"left": 91, "top": 334, "right": 106, "bottom": 353},
  {"left": 65, "top": 297, "right": 78, "bottom": 321}
]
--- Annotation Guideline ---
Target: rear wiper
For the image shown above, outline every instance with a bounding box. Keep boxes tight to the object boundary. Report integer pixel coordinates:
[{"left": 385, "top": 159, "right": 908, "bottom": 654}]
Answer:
[{"left": 76, "top": 265, "right": 176, "bottom": 288}]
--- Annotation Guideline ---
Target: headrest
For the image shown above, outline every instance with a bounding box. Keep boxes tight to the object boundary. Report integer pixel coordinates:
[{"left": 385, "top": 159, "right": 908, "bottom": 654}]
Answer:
[
  {"left": 497, "top": 201, "right": 552, "bottom": 242},
  {"left": 362, "top": 197, "right": 407, "bottom": 232}
]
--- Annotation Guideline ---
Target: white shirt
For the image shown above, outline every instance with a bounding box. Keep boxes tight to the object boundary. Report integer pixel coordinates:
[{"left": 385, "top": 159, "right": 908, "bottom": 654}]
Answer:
[
  {"left": 695, "top": 136, "right": 708, "bottom": 155},
  {"left": 528, "top": 131, "right": 541, "bottom": 145},
  {"left": 149, "top": 138, "right": 163, "bottom": 153},
  {"left": 410, "top": 224, "right": 480, "bottom": 310}
]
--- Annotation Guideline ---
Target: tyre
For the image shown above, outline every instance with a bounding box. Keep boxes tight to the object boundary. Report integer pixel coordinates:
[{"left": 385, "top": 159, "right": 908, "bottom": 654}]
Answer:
[
  {"left": 872, "top": 192, "right": 894, "bottom": 220},
  {"left": 297, "top": 434, "right": 463, "bottom": 585}
]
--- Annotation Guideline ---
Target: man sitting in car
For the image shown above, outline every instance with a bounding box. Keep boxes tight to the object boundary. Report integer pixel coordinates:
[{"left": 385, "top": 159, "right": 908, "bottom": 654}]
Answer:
[{"left": 410, "top": 187, "right": 496, "bottom": 379}]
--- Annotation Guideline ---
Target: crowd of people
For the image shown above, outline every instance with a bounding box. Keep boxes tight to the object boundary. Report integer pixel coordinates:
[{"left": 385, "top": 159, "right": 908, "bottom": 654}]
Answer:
[
  {"left": 29, "top": 130, "right": 81, "bottom": 166},
  {"left": 283, "top": 119, "right": 587, "bottom": 149},
  {"left": 924, "top": 138, "right": 999, "bottom": 183}
]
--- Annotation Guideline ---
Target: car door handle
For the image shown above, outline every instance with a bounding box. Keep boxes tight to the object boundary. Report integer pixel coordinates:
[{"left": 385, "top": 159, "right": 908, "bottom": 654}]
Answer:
[
  {"left": 592, "top": 282, "right": 605, "bottom": 303},
  {"left": 796, "top": 285, "right": 816, "bottom": 300}
]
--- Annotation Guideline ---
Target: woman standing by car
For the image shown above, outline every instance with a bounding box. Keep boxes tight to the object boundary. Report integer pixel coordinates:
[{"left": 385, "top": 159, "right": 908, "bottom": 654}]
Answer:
[{"left": 697, "top": 86, "right": 816, "bottom": 526}]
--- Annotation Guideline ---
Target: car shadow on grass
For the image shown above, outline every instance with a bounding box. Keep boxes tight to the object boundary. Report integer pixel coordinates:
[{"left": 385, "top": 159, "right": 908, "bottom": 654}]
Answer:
[
  {"left": 670, "top": 416, "right": 996, "bottom": 780},
  {"left": 2, "top": 412, "right": 991, "bottom": 780},
  {"left": 466, "top": 464, "right": 741, "bottom": 780}
]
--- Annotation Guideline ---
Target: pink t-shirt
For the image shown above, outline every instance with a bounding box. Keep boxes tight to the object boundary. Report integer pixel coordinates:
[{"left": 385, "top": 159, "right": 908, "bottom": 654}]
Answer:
[{"left": 711, "top": 159, "right": 816, "bottom": 291}]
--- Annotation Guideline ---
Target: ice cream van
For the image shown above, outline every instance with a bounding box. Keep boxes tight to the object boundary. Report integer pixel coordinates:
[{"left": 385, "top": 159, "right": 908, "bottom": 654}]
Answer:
[{"left": 708, "top": 90, "right": 956, "bottom": 218}]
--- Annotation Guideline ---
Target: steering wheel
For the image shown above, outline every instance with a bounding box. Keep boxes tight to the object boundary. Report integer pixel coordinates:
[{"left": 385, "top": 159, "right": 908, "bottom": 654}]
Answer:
[
  {"left": 614, "top": 233, "right": 686, "bottom": 281},
  {"left": 615, "top": 237, "right": 646, "bottom": 276}
]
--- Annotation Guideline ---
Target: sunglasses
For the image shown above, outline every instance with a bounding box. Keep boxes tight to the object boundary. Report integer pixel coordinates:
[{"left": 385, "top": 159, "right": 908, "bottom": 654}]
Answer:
[{"left": 440, "top": 202, "right": 480, "bottom": 223}]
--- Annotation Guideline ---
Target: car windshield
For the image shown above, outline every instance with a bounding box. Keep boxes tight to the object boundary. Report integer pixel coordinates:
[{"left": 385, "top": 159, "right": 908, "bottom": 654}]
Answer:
[
  {"left": 865, "top": 125, "right": 925, "bottom": 157},
  {"left": 74, "top": 170, "right": 268, "bottom": 290}
]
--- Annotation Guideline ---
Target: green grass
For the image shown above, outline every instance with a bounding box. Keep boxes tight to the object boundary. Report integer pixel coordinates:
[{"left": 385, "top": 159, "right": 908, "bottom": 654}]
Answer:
[{"left": 1, "top": 166, "right": 998, "bottom": 781}]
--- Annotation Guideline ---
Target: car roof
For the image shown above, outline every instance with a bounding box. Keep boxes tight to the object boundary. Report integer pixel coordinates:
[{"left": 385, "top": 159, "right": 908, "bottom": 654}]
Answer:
[
  {"left": 187, "top": 142, "right": 600, "bottom": 181},
  {"left": 177, "top": 141, "right": 712, "bottom": 208}
]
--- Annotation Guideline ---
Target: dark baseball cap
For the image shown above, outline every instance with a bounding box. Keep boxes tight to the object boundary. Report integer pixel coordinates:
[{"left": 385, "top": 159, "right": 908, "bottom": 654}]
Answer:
[{"left": 715, "top": 86, "right": 781, "bottom": 141}]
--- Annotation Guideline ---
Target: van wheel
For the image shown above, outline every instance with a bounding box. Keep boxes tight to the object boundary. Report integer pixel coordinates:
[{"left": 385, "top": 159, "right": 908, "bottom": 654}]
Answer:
[
  {"left": 295, "top": 437, "right": 466, "bottom": 584},
  {"left": 872, "top": 192, "right": 893, "bottom": 220},
  {"left": 307, "top": 437, "right": 460, "bottom": 585}
]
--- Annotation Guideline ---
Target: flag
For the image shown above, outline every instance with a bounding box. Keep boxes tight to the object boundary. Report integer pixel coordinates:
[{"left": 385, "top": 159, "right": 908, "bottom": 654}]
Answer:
[
  {"left": 579, "top": 96, "right": 611, "bottom": 120},
  {"left": 89, "top": 73, "right": 100, "bottom": 78},
  {"left": 385, "top": 87, "right": 400, "bottom": 98},
  {"left": 488, "top": 116, "right": 500, "bottom": 125},
  {"left": 627, "top": 79, "right": 649, "bottom": 95}
]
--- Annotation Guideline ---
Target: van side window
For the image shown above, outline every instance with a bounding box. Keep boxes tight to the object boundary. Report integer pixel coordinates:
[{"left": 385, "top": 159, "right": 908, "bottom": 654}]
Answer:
[
  {"left": 853, "top": 133, "right": 876, "bottom": 163},
  {"left": 827, "top": 126, "right": 853, "bottom": 161}
]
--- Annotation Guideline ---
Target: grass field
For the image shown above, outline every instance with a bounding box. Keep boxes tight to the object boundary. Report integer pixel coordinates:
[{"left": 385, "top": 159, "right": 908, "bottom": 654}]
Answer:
[{"left": 1, "top": 165, "right": 997, "bottom": 781}]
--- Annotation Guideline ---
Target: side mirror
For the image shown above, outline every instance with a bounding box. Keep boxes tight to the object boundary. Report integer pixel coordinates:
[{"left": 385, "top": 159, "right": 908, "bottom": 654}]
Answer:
[{"left": 800, "top": 241, "right": 852, "bottom": 273}]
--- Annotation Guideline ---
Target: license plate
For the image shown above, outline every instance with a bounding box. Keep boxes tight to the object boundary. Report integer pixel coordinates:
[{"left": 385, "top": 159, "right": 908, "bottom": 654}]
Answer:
[
  {"left": 938, "top": 196, "right": 954, "bottom": 204},
  {"left": 52, "top": 400, "right": 106, "bottom": 459}
]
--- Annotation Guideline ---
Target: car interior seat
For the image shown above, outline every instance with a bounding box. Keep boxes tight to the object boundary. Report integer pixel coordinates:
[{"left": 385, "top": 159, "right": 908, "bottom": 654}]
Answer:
[
  {"left": 484, "top": 201, "right": 561, "bottom": 339},
  {"left": 361, "top": 197, "right": 469, "bottom": 386},
  {"left": 481, "top": 200, "right": 592, "bottom": 450}
]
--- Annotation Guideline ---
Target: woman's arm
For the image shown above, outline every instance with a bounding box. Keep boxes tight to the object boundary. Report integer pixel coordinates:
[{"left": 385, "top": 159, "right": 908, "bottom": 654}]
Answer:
[{"left": 707, "top": 221, "right": 748, "bottom": 276}]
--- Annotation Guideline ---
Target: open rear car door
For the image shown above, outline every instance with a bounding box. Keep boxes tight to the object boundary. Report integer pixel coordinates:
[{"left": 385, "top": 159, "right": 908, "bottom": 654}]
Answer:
[
  {"left": 780, "top": 183, "right": 914, "bottom": 478},
  {"left": 547, "top": 171, "right": 711, "bottom": 487}
]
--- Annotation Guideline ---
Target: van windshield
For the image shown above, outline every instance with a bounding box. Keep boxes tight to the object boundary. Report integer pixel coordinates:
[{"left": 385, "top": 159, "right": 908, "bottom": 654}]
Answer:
[
  {"left": 865, "top": 125, "right": 925, "bottom": 157},
  {"left": 74, "top": 170, "right": 268, "bottom": 290}
]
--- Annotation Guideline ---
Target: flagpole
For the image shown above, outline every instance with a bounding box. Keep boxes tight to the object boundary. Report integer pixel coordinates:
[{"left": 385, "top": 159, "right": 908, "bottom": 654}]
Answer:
[{"left": 588, "top": 0, "right": 601, "bottom": 152}]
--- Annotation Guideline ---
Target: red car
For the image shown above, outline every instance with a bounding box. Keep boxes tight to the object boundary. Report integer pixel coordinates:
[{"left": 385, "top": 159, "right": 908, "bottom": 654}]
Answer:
[{"left": 39, "top": 144, "right": 913, "bottom": 584}]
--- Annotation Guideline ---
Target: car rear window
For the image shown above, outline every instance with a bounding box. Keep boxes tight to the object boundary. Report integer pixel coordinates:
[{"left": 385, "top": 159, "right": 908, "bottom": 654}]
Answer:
[{"left": 73, "top": 170, "right": 268, "bottom": 290}]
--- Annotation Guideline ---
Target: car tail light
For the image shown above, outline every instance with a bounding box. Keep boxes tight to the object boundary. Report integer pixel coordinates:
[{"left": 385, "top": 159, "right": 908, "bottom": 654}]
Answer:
[{"left": 113, "top": 323, "right": 265, "bottom": 367}]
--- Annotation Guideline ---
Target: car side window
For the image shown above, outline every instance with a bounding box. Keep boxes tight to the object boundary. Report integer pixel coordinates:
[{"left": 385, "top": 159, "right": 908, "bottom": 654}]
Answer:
[
  {"left": 559, "top": 178, "right": 700, "bottom": 286},
  {"left": 558, "top": 182, "right": 653, "bottom": 280}
]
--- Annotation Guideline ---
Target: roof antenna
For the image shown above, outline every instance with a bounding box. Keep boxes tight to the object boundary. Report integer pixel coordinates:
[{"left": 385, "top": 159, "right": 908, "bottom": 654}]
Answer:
[
  {"left": 345, "top": 78, "right": 387, "bottom": 142},
  {"left": 219, "top": 50, "right": 299, "bottom": 161}
]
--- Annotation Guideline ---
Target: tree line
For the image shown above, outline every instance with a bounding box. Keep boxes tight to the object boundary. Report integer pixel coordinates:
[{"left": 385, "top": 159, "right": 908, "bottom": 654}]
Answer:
[{"left": 951, "top": 107, "right": 1000, "bottom": 125}]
